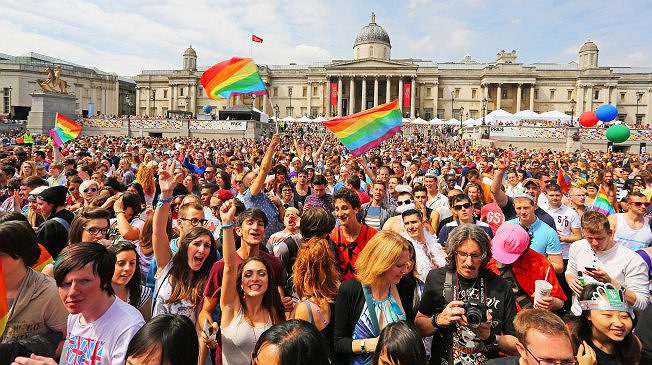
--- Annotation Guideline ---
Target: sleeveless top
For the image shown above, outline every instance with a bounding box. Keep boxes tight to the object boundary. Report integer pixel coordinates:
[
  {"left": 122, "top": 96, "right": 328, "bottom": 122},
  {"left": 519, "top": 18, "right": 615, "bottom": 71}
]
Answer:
[
  {"left": 614, "top": 214, "right": 652, "bottom": 251},
  {"left": 221, "top": 308, "right": 272, "bottom": 365},
  {"left": 351, "top": 291, "right": 405, "bottom": 365}
]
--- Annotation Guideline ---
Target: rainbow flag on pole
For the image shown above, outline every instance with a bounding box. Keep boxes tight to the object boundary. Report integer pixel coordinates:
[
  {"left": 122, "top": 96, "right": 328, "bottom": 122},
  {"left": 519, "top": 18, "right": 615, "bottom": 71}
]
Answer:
[
  {"left": 49, "top": 113, "right": 81, "bottom": 147},
  {"left": 592, "top": 184, "right": 615, "bottom": 216},
  {"left": 0, "top": 261, "right": 7, "bottom": 336},
  {"left": 200, "top": 57, "right": 267, "bottom": 100},
  {"left": 557, "top": 168, "right": 571, "bottom": 194},
  {"left": 323, "top": 100, "right": 402, "bottom": 156}
]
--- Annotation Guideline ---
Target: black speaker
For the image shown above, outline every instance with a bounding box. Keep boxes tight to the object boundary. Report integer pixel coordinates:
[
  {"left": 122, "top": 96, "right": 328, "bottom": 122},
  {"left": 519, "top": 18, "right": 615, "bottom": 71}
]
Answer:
[
  {"left": 641, "top": 142, "right": 647, "bottom": 154},
  {"left": 607, "top": 141, "right": 613, "bottom": 152}
]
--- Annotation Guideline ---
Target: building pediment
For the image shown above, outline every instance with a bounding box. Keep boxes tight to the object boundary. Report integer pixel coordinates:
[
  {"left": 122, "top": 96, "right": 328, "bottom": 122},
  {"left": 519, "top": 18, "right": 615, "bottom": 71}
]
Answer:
[{"left": 326, "top": 58, "right": 416, "bottom": 71}]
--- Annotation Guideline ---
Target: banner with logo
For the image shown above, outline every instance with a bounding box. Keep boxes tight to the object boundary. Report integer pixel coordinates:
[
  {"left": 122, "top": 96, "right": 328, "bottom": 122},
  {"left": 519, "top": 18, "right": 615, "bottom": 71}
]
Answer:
[
  {"left": 330, "top": 82, "right": 338, "bottom": 106},
  {"left": 403, "top": 83, "right": 411, "bottom": 108}
]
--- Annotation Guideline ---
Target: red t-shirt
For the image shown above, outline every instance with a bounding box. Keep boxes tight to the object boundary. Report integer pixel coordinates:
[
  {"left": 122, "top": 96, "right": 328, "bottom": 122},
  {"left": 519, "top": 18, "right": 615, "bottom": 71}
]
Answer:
[
  {"left": 357, "top": 190, "right": 371, "bottom": 205},
  {"left": 481, "top": 201, "right": 505, "bottom": 235},
  {"left": 203, "top": 250, "right": 285, "bottom": 298},
  {"left": 329, "top": 224, "right": 377, "bottom": 281}
]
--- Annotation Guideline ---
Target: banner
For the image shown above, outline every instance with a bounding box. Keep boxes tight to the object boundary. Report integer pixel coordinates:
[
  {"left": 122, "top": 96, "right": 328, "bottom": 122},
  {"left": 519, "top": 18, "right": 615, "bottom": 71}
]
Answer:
[
  {"left": 330, "top": 82, "right": 338, "bottom": 106},
  {"left": 403, "top": 83, "right": 411, "bottom": 108}
]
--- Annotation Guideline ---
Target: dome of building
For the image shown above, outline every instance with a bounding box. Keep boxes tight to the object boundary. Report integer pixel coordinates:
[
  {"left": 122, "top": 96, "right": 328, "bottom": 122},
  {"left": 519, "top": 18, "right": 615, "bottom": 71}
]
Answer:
[
  {"left": 579, "top": 39, "right": 598, "bottom": 53},
  {"left": 353, "top": 13, "right": 391, "bottom": 48},
  {"left": 183, "top": 45, "right": 197, "bottom": 58}
]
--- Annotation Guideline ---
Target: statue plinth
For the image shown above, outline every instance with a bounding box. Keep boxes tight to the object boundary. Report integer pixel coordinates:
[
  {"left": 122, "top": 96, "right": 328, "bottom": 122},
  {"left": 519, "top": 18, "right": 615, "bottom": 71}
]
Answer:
[{"left": 27, "top": 92, "right": 77, "bottom": 134}]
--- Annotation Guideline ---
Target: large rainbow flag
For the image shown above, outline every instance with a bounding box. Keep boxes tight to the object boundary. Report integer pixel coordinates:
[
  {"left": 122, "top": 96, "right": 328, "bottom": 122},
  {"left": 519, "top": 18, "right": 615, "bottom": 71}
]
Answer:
[
  {"left": 49, "top": 113, "right": 81, "bottom": 147},
  {"left": 0, "top": 261, "right": 7, "bottom": 336},
  {"left": 557, "top": 168, "right": 571, "bottom": 194},
  {"left": 592, "top": 184, "right": 615, "bottom": 216},
  {"left": 200, "top": 57, "right": 267, "bottom": 100},
  {"left": 323, "top": 100, "right": 402, "bottom": 156}
]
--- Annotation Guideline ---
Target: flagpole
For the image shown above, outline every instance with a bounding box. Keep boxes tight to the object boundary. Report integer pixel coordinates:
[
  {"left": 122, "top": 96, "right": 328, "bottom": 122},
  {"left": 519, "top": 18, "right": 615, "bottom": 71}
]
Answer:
[{"left": 250, "top": 38, "right": 253, "bottom": 59}]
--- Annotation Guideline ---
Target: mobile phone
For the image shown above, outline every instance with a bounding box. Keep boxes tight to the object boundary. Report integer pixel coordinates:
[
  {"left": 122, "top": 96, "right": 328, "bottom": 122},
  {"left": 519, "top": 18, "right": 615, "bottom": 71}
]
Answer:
[
  {"left": 202, "top": 318, "right": 216, "bottom": 340},
  {"left": 585, "top": 267, "right": 597, "bottom": 271}
]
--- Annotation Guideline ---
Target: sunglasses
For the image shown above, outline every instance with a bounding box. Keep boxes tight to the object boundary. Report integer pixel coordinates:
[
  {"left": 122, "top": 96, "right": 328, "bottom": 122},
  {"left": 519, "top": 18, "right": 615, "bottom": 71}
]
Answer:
[
  {"left": 629, "top": 201, "right": 650, "bottom": 207},
  {"left": 453, "top": 202, "right": 472, "bottom": 210},
  {"left": 82, "top": 187, "right": 98, "bottom": 193},
  {"left": 85, "top": 227, "right": 109, "bottom": 235},
  {"left": 396, "top": 199, "right": 412, "bottom": 206},
  {"left": 180, "top": 217, "right": 208, "bottom": 225},
  {"left": 68, "top": 187, "right": 78, "bottom": 192}
]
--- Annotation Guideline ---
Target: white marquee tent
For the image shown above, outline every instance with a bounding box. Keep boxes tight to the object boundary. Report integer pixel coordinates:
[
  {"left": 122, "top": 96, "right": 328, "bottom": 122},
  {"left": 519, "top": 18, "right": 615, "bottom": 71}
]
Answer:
[
  {"left": 513, "top": 110, "right": 540, "bottom": 120},
  {"left": 485, "top": 109, "right": 515, "bottom": 124},
  {"left": 539, "top": 110, "right": 572, "bottom": 122}
]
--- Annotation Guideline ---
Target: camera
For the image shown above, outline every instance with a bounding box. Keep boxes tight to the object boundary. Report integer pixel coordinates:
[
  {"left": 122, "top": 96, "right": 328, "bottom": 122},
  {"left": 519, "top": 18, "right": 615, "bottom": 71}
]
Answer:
[{"left": 462, "top": 299, "right": 487, "bottom": 328}]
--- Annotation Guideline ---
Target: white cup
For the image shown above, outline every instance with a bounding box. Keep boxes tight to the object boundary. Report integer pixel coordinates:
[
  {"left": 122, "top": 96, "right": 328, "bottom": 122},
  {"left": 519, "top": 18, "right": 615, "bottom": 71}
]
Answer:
[{"left": 533, "top": 279, "right": 553, "bottom": 305}]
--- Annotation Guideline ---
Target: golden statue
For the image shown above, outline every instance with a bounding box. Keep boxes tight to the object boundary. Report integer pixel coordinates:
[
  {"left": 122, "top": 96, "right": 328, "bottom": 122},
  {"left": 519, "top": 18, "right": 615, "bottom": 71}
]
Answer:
[{"left": 37, "top": 65, "right": 69, "bottom": 93}]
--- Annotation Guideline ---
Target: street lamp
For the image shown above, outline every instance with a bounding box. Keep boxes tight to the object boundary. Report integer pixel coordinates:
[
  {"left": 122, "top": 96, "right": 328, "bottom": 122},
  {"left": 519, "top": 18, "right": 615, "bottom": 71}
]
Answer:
[
  {"left": 450, "top": 90, "right": 455, "bottom": 121},
  {"left": 459, "top": 106, "right": 464, "bottom": 129},
  {"left": 481, "top": 97, "right": 487, "bottom": 125},
  {"left": 288, "top": 88, "right": 293, "bottom": 117},
  {"left": 569, "top": 98, "right": 575, "bottom": 127}
]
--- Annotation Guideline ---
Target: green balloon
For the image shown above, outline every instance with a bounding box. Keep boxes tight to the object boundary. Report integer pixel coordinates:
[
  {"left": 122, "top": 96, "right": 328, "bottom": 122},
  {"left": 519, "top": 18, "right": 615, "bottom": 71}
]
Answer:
[{"left": 605, "top": 124, "right": 630, "bottom": 143}]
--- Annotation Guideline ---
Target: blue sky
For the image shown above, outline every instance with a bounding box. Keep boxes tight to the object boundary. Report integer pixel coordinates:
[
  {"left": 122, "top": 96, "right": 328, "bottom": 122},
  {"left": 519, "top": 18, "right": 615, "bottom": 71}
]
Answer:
[{"left": 1, "top": 0, "right": 650, "bottom": 76}]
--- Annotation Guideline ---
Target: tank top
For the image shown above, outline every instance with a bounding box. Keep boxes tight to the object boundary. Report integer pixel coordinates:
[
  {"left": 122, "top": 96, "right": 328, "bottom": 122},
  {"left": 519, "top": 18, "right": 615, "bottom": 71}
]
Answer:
[
  {"left": 221, "top": 308, "right": 272, "bottom": 365},
  {"left": 614, "top": 213, "right": 652, "bottom": 251}
]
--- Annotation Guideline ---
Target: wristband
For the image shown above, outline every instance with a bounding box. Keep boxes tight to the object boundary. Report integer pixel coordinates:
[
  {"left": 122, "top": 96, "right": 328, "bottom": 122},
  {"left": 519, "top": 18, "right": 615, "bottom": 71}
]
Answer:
[
  {"left": 158, "top": 195, "right": 174, "bottom": 203},
  {"left": 114, "top": 210, "right": 124, "bottom": 215},
  {"left": 431, "top": 313, "right": 448, "bottom": 330},
  {"left": 220, "top": 222, "right": 235, "bottom": 230}
]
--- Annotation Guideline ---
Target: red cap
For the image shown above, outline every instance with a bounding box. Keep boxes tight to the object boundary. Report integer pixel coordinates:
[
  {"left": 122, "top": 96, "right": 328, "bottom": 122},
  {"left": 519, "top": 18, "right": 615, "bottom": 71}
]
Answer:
[{"left": 217, "top": 189, "right": 234, "bottom": 201}]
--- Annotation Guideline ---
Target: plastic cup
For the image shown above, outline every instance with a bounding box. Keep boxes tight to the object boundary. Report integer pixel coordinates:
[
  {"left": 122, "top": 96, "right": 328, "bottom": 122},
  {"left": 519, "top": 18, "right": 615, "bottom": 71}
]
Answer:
[{"left": 534, "top": 280, "right": 553, "bottom": 304}]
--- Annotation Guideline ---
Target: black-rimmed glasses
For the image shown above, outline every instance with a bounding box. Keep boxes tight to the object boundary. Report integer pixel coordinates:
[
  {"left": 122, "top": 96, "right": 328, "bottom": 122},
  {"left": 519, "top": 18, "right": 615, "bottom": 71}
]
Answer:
[{"left": 524, "top": 345, "right": 578, "bottom": 365}]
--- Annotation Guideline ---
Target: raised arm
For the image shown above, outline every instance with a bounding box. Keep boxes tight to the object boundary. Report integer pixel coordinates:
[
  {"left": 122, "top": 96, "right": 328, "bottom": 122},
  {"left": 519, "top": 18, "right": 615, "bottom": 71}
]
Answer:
[
  {"left": 52, "top": 144, "right": 63, "bottom": 164},
  {"left": 152, "top": 161, "right": 176, "bottom": 272},
  {"left": 312, "top": 137, "right": 327, "bottom": 162},
  {"left": 218, "top": 199, "right": 239, "bottom": 325},
  {"left": 491, "top": 153, "right": 509, "bottom": 208},
  {"left": 293, "top": 135, "right": 304, "bottom": 159},
  {"left": 249, "top": 134, "right": 280, "bottom": 197},
  {"left": 358, "top": 155, "right": 376, "bottom": 181},
  {"left": 112, "top": 196, "right": 141, "bottom": 240}
]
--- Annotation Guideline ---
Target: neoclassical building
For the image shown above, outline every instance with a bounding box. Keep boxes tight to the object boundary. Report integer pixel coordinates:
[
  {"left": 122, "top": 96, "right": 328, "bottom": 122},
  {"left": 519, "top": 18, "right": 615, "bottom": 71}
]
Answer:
[
  {"left": 0, "top": 52, "right": 135, "bottom": 119},
  {"left": 135, "top": 13, "right": 652, "bottom": 124}
]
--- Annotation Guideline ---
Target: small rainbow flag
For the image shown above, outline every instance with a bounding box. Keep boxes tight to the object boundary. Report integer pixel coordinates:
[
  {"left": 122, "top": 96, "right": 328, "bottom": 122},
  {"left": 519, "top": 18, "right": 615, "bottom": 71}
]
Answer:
[
  {"left": 200, "top": 57, "right": 267, "bottom": 100},
  {"left": 592, "top": 184, "right": 615, "bottom": 216},
  {"left": 557, "top": 168, "right": 571, "bottom": 194},
  {"left": 49, "top": 113, "right": 81, "bottom": 147},
  {"left": 0, "top": 261, "right": 7, "bottom": 336},
  {"left": 323, "top": 100, "right": 402, "bottom": 156}
]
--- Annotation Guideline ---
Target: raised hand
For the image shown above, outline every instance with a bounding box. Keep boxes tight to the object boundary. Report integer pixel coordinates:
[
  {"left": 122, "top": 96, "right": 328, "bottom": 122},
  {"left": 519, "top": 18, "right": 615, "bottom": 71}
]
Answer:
[
  {"left": 219, "top": 198, "right": 237, "bottom": 224},
  {"left": 496, "top": 151, "right": 510, "bottom": 171},
  {"left": 158, "top": 161, "right": 177, "bottom": 195}
]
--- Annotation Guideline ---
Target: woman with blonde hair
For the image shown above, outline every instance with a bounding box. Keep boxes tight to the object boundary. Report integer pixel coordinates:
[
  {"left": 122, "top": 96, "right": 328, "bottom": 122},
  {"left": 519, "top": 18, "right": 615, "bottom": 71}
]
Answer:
[
  {"left": 292, "top": 237, "right": 340, "bottom": 359},
  {"left": 19, "top": 160, "right": 37, "bottom": 178},
  {"left": 135, "top": 162, "right": 157, "bottom": 206},
  {"left": 333, "top": 230, "right": 412, "bottom": 365}
]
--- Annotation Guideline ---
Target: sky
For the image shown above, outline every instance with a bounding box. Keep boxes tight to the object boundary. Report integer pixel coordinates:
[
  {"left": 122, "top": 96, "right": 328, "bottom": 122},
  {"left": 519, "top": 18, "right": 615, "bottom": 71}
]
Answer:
[{"left": 2, "top": 0, "right": 651, "bottom": 77}]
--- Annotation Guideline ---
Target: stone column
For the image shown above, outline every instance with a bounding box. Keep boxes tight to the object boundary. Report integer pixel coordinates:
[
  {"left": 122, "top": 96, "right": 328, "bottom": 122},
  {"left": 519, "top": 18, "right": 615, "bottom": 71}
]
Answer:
[
  {"left": 516, "top": 84, "right": 522, "bottom": 112},
  {"left": 326, "top": 79, "right": 332, "bottom": 118},
  {"left": 135, "top": 88, "right": 141, "bottom": 116},
  {"left": 586, "top": 84, "right": 594, "bottom": 111},
  {"left": 190, "top": 83, "right": 196, "bottom": 116},
  {"left": 337, "top": 77, "right": 343, "bottom": 117},
  {"left": 398, "top": 78, "right": 404, "bottom": 113},
  {"left": 373, "top": 77, "right": 379, "bottom": 106},
  {"left": 576, "top": 85, "right": 584, "bottom": 112},
  {"left": 322, "top": 82, "right": 327, "bottom": 116},
  {"left": 361, "top": 77, "right": 367, "bottom": 111},
  {"left": 168, "top": 86, "right": 173, "bottom": 110},
  {"left": 385, "top": 78, "right": 391, "bottom": 103},
  {"left": 349, "top": 77, "right": 355, "bottom": 115},
  {"left": 306, "top": 82, "right": 312, "bottom": 117},
  {"left": 647, "top": 88, "right": 652, "bottom": 124},
  {"left": 433, "top": 82, "right": 439, "bottom": 118},
  {"left": 604, "top": 86, "right": 610, "bottom": 105},
  {"left": 145, "top": 88, "right": 151, "bottom": 116},
  {"left": 263, "top": 94, "right": 268, "bottom": 114},
  {"left": 410, "top": 77, "right": 416, "bottom": 118},
  {"left": 496, "top": 84, "right": 502, "bottom": 110},
  {"left": 529, "top": 85, "right": 535, "bottom": 111}
]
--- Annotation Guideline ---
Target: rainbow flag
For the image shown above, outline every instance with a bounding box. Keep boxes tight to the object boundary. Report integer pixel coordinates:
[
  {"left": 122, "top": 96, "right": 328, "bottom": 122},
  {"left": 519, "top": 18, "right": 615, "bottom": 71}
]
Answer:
[
  {"left": 0, "top": 261, "right": 7, "bottom": 336},
  {"left": 200, "top": 57, "right": 267, "bottom": 100},
  {"left": 592, "top": 184, "right": 615, "bottom": 216},
  {"left": 32, "top": 243, "right": 54, "bottom": 272},
  {"left": 557, "top": 168, "right": 571, "bottom": 194},
  {"left": 323, "top": 100, "right": 402, "bottom": 156},
  {"left": 49, "top": 113, "right": 81, "bottom": 147}
]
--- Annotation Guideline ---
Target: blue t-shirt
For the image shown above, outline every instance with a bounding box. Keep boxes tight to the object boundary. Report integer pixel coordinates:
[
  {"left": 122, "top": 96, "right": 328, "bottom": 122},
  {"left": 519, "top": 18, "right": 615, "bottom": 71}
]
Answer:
[
  {"left": 242, "top": 189, "right": 281, "bottom": 243},
  {"left": 508, "top": 218, "right": 561, "bottom": 256}
]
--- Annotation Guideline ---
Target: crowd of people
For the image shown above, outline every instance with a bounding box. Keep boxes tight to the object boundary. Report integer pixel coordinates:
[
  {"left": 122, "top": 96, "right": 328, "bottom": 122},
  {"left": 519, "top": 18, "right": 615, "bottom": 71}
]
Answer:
[{"left": 0, "top": 128, "right": 652, "bottom": 365}]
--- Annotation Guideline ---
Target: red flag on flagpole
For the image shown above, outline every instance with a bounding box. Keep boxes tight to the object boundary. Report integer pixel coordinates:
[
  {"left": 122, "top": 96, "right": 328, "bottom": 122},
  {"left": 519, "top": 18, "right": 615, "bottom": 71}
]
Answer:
[{"left": 252, "top": 34, "right": 263, "bottom": 43}]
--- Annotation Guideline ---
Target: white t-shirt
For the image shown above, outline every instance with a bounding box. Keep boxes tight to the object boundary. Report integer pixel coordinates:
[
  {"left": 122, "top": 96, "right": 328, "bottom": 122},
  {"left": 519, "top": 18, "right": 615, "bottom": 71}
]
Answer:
[
  {"left": 402, "top": 229, "right": 446, "bottom": 280},
  {"left": 153, "top": 260, "right": 197, "bottom": 324},
  {"left": 60, "top": 297, "right": 144, "bottom": 365},
  {"left": 565, "top": 239, "right": 649, "bottom": 315},
  {"left": 544, "top": 204, "right": 581, "bottom": 259}
]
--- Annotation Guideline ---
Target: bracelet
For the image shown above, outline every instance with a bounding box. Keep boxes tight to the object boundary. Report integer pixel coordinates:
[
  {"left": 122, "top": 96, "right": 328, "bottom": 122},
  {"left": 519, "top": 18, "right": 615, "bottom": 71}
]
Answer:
[
  {"left": 431, "top": 313, "right": 448, "bottom": 330},
  {"left": 158, "top": 195, "right": 174, "bottom": 203},
  {"left": 220, "top": 222, "right": 235, "bottom": 230},
  {"left": 115, "top": 210, "right": 124, "bottom": 215}
]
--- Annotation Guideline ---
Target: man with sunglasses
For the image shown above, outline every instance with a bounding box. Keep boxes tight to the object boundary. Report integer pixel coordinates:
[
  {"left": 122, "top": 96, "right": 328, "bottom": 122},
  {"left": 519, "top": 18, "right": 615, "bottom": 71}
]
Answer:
[
  {"left": 608, "top": 192, "right": 652, "bottom": 251},
  {"left": 438, "top": 194, "right": 493, "bottom": 245}
]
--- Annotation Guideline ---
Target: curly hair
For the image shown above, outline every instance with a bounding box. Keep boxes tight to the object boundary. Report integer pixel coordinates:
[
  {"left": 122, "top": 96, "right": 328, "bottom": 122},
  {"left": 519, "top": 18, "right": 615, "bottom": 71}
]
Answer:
[
  {"left": 292, "top": 237, "right": 340, "bottom": 307},
  {"left": 444, "top": 223, "right": 491, "bottom": 270},
  {"left": 136, "top": 164, "right": 156, "bottom": 195}
]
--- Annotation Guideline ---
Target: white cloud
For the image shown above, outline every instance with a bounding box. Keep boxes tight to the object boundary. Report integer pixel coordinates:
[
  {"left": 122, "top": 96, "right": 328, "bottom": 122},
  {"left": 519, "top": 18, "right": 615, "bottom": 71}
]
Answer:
[
  {"left": 621, "top": 51, "right": 647, "bottom": 66},
  {"left": 447, "top": 28, "right": 478, "bottom": 50}
]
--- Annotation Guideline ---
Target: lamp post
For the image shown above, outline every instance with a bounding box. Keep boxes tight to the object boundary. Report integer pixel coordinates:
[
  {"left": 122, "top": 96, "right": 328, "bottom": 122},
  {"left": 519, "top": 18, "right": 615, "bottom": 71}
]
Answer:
[
  {"left": 450, "top": 90, "right": 455, "bottom": 121},
  {"left": 274, "top": 104, "right": 280, "bottom": 132},
  {"left": 288, "top": 88, "right": 293, "bottom": 117},
  {"left": 570, "top": 98, "right": 575, "bottom": 127},
  {"left": 481, "top": 97, "right": 487, "bottom": 125},
  {"left": 459, "top": 106, "right": 464, "bottom": 129},
  {"left": 636, "top": 92, "right": 643, "bottom": 125}
]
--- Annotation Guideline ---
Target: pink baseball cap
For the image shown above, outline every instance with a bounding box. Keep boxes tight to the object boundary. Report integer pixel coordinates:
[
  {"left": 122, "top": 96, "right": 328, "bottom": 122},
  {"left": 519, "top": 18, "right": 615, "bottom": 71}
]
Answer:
[{"left": 491, "top": 222, "right": 530, "bottom": 264}]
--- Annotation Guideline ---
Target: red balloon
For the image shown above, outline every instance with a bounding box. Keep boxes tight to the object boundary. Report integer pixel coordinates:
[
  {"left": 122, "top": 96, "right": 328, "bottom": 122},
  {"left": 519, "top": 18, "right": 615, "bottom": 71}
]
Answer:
[{"left": 579, "top": 111, "right": 599, "bottom": 127}]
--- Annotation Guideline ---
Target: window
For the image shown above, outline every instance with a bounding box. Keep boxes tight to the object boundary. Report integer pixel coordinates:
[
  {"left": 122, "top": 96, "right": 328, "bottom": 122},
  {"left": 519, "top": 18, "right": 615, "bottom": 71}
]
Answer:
[
  {"left": 594, "top": 89, "right": 599, "bottom": 100},
  {"left": 179, "top": 87, "right": 184, "bottom": 96},
  {"left": 472, "top": 89, "right": 477, "bottom": 99},
  {"left": 311, "top": 107, "right": 318, "bottom": 117},
  {"left": 424, "top": 108, "right": 433, "bottom": 120},
  {"left": 636, "top": 115, "right": 643, "bottom": 123},
  {"left": 2, "top": 88, "right": 9, "bottom": 114},
  {"left": 286, "top": 106, "right": 294, "bottom": 117},
  {"left": 550, "top": 89, "right": 555, "bottom": 100},
  {"left": 300, "top": 107, "right": 307, "bottom": 116},
  {"left": 620, "top": 92, "right": 626, "bottom": 102},
  {"left": 501, "top": 88, "right": 507, "bottom": 99},
  {"left": 426, "top": 87, "right": 432, "bottom": 97},
  {"left": 302, "top": 87, "right": 307, "bottom": 98},
  {"left": 567, "top": 90, "right": 573, "bottom": 100},
  {"left": 313, "top": 86, "right": 318, "bottom": 95},
  {"left": 617, "top": 114, "right": 626, "bottom": 122},
  {"left": 151, "top": 90, "right": 156, "bottom": 100},
  {"left": 437, "top": 109, "right": 445, "bottom": 119},
  {"left": 273, "top": 87, "right": 278, "bottom": 97},
  {"left": 163, "top": 90, "right": 168, "bottom": 98},
  {"left": 470, "top": 110, "right": 478, "bottom": 119},
  {"left": 438, "top": 87, "right": 444, "bottom": 98},
  {"left": 534, "top": 89, "right": 539, "bottom": 100},
  {"left": 455, "top": 88, "right": 461, "bottom": 98}
]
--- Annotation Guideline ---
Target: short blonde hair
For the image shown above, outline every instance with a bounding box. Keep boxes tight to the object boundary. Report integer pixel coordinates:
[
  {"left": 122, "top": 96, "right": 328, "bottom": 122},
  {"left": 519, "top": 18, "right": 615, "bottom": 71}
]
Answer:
[{"left": 355, "top": 230, "right": 412, "bottom": 287}]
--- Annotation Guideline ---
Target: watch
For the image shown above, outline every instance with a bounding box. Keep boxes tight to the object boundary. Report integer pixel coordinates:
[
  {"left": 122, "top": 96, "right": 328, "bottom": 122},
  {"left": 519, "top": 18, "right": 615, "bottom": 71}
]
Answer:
[
  {"left": 360, "top": 339, "right": 366, "bottom": 353},
  {"left": 431, "top": 313, "right": 447, "bottom": 330}
]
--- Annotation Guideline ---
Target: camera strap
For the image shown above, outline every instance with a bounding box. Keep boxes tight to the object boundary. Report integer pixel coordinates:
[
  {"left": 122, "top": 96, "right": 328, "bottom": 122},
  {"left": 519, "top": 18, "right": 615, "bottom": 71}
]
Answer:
[{"left": 451, "top": 272, "right": 486, "bottom": 304}]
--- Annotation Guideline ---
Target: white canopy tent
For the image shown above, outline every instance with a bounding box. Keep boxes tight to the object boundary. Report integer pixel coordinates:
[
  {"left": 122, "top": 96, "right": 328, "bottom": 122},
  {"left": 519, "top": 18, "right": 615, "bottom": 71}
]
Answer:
[
  {"left": 484, "top": 109, "right": 515, "bottom": 124},
  {"left": 444, "top": 118, "right": 461, "bottom": 126},
  {"left": 429, "top": 117, "right": 444, "bottom": 125},
  {"left": 281, "top": 116, "right": 295, "bottom": 122},
  {"left": 312, "top": 116, "right": 327, "bottom": 123},
  {"left": 539, "top": 110, "right": 572, "bottom": 122},
  {"left": 402, "top": 118, "right": 412, "bottom": 125},
  {"left": 296, "top": 115, "right": 312, "bottom": 123},
  {"left": 411, "top": 117, "right": 428, "bottom": 125},
  {"left": 513, "top": 110, "right": 540, "bottom": 120},
  {"left": 463, "top": 118, "right": 477, "bottom": 126}
]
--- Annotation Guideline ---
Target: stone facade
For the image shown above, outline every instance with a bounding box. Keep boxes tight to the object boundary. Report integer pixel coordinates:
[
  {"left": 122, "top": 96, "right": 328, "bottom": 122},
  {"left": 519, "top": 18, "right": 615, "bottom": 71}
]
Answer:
[
  {"left": 0, "top": 52, "right": 135, "bottom": 119},
  {"left": 134, "top": 14, "right": 652, "bottom": 125}
]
